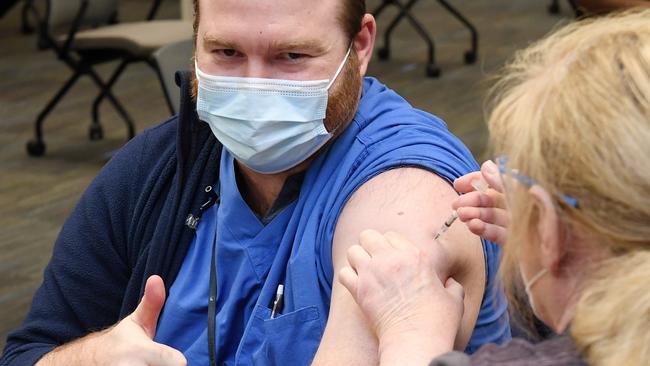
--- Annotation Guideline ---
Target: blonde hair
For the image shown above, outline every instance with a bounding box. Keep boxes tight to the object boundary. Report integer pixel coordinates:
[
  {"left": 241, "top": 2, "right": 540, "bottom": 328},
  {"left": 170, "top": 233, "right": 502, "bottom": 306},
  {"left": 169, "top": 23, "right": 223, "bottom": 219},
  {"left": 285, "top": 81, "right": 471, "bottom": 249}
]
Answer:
[{"left": 487, "top": 10, "right": 650, "bottom": 366}]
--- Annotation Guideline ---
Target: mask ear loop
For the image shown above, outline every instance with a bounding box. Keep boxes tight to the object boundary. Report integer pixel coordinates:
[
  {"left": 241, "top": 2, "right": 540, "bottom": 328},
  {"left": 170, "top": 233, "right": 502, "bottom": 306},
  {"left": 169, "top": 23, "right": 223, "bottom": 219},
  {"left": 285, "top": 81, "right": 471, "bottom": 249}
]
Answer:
[
  {"left": 524, "top": 268, "right": 548, "bottom": 293},
  {"left": 194, "top": 60, "right": 209, "bottom": 78},
  {"left": 326, "top": 44, "right": 353, "bottom": 90}
]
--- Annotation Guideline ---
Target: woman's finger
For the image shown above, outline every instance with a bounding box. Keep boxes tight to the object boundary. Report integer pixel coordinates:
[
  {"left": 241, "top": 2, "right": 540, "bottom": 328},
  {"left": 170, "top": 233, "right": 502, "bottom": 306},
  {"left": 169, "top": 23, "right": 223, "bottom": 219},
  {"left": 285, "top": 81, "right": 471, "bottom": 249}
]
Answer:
[
  {"left": 452, "top": 190, "right": 501, "bottom": 210},
  {"left": 346, "top": 244, "right": 371, "bottom": 271},
  {"left": 452, "top": 191, "right": 489, "bottom": 211},
  {"left": 452, "top": 188, "right": 507, "bottom": 211},
  {"left": 359, "top": 229, "right": 391, "bottom": 255},
  {"left": 383, "top": 231, "right": 415, "bottom": 251},
  {"left": 481, "top": 160, "right": 505, "bottom": 193},
  {"left": 466, "top": 219, "right": 507, "bottom": 245},
  {"left": 489, "top": 189, "right": 507, "bottom": 210},
  {"left": 456, "top": 206, "right": 509, "bottom": 227},
  {"left": 453, "top": 171, "right": 484, "bottom": 194},
  {"left": 338, "top": 266, "right": 359, "bottom": 298}
]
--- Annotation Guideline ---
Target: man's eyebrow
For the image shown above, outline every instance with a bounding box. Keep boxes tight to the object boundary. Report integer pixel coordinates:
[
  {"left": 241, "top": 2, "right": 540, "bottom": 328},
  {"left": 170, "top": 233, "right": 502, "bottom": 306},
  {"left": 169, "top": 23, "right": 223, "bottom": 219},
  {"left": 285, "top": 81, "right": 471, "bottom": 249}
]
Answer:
[
  {"left": 270, "top": 39, "right": 329, "bottom": 54},
  {"left": 202, "top": 34, "right": 238, "bottom": 49}
]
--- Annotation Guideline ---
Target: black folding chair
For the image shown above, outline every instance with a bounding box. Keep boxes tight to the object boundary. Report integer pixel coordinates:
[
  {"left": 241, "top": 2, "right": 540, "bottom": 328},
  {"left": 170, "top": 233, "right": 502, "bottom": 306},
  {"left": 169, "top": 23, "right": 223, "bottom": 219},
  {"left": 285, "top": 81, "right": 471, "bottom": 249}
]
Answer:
[
  {"left": 548, "top": 0, "right": 584, "bottom": 17},
  {"left": 25, "top": 0, "right": 191, "bottom": 156},
  {"left": 373, "top": 0, "right": 478, "bottom": 78},
  {"left": 0, "top": 0, "right": 22, "bottom": 19},
  {"left": 152, "top": 39, "right": 194, "bottom": 116}
]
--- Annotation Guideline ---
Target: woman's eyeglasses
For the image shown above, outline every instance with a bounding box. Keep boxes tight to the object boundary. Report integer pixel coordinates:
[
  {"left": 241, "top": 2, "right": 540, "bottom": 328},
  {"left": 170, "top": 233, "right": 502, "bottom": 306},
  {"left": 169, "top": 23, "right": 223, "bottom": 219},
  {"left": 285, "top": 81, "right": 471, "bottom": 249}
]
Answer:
[{"left": 496, "top": 156, "right": 579, "bottom": 209}]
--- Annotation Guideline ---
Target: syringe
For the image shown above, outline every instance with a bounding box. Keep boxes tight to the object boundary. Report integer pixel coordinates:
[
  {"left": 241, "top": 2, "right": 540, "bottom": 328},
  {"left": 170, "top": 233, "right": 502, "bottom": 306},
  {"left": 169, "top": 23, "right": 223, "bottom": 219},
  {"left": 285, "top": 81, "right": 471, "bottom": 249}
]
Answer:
[
  {"left": 433, "top": 178, "right": 488, "bottom": 242},
  {"left": 433, "top": 210, "right": 459, "bottom": 241}
]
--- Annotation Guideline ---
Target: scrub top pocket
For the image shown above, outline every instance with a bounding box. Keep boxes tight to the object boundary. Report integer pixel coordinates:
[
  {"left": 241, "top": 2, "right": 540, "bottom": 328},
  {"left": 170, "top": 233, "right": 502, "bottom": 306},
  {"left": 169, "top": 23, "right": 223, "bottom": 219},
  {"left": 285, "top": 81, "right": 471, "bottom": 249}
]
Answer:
[{"left": 241, "top": 304, "right": 324, "bottom": 365}]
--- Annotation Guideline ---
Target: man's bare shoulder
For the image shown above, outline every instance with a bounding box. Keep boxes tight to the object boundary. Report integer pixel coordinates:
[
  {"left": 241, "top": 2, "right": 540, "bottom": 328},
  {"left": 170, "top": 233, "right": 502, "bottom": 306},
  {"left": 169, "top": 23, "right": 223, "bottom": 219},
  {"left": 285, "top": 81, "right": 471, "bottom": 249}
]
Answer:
[{"left": 312, "top": 167, "right": 485, "bottom": 364}]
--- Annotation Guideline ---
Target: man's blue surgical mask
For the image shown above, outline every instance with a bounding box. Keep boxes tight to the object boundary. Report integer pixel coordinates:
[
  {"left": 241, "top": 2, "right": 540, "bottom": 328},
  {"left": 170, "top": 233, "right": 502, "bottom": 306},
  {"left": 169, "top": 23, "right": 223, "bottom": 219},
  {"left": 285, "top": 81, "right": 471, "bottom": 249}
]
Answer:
[{"left": 195, "top": 46, "right": 352, "bottom": 174}]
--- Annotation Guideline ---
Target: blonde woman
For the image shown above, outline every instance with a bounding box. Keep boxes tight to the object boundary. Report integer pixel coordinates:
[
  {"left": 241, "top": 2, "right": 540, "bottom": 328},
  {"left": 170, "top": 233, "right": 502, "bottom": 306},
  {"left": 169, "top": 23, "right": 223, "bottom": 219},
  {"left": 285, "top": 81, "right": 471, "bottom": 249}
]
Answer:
[{"left": 339, "top": 10, "right": 650, "bottom": 366}]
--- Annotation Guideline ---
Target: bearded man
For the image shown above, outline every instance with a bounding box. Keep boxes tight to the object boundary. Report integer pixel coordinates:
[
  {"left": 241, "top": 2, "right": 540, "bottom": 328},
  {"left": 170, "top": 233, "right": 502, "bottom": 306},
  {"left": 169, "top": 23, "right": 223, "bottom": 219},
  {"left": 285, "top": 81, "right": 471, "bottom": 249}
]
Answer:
[{"left": 1, "top": 1, "right": 510, "bottom": 365}]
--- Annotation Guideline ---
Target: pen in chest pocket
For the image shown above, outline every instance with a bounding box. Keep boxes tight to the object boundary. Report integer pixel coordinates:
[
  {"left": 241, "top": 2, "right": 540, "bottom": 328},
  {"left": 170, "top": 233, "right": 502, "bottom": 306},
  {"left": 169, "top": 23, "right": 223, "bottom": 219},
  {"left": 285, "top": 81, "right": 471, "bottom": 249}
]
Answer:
[{"left": 270, "top": 284, "right": 284, "bottom": 319}]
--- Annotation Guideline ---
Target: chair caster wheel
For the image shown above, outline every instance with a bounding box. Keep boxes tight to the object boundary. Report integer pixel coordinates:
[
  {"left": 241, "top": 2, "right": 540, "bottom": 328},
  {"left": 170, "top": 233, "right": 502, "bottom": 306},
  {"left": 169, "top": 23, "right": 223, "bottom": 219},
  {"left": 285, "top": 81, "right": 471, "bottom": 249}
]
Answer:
[
  {"left": 36, "top": 35, "right": 50, "bottom": 50},
  {"left": 89, "top": 125, "right": 104, "bottom": 141},
  {"left": 464, "top": 51, "right": 477, "bottom": 64},
  {"left": 548, "top": 2, "right": 560, "bottom": 14},
  {"left": 378, "top": 47, "right": 390, "bottom": 61},
  {"left": 27, "top": 140, "right": 46, "bottom": 157},
  {"left": 21, "top": 23, "right": 35, "bottom": 35},
  {"left": 426, "top": 64, "right": 441, "bottom": 78}
]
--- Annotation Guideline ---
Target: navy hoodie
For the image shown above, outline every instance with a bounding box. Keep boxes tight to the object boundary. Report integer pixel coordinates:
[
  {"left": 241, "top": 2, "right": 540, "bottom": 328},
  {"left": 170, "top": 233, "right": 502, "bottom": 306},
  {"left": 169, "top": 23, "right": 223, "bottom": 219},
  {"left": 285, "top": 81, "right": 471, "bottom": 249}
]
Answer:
[{"left": 1, "top": 72, "right": 220, "bottom": 366}]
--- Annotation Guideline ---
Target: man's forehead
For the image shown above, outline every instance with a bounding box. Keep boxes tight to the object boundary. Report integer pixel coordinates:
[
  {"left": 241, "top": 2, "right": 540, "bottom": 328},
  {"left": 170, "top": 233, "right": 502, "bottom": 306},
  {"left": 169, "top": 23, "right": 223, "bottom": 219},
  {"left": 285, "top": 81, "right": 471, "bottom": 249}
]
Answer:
[{"left": 198, "top": 0, "right": 344, "bottom": 33}]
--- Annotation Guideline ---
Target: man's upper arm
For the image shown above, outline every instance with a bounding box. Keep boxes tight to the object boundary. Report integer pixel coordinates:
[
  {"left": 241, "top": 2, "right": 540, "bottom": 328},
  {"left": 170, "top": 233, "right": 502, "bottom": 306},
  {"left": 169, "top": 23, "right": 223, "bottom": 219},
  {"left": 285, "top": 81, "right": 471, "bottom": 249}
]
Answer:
[{"left": 312, "top": 167, "right": 485, "bottom": 365}]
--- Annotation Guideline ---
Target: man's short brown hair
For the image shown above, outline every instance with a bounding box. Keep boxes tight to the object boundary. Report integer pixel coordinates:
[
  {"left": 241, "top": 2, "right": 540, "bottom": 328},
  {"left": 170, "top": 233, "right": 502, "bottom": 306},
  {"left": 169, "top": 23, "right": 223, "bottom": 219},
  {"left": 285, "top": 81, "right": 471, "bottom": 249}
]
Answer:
[{"left": 192, "top": 0, "right": 366, "bottom": 44}]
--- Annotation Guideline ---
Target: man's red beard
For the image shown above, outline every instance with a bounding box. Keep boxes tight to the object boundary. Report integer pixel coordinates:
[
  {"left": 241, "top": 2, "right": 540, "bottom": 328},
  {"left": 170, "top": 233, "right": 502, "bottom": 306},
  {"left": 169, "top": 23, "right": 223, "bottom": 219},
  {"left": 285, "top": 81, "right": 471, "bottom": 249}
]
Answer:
[{"left": 322, "top": 50, "right": 362, "bottom": 136}]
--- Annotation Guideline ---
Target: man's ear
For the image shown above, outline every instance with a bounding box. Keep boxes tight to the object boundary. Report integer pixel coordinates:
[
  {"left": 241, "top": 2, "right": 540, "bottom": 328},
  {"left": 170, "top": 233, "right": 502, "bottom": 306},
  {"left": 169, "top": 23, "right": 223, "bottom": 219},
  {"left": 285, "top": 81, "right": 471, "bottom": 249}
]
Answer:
[
  {"left": 354, "top": 14, "right": 376, "bottom": 77},
  {"left": 528, "top": 185, "right": 565, "bottom": 274}
]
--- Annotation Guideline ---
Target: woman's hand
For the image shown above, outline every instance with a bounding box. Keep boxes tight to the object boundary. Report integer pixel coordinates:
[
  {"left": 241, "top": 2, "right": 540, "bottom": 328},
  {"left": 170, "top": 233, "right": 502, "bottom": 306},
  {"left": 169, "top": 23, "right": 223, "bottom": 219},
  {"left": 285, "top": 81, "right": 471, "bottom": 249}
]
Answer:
[
  {"left": 452, "top": 160, "right": 509, "bottom": 246},
  {"left": 338, "top": 230, "right": 464, "bottom": 364}
]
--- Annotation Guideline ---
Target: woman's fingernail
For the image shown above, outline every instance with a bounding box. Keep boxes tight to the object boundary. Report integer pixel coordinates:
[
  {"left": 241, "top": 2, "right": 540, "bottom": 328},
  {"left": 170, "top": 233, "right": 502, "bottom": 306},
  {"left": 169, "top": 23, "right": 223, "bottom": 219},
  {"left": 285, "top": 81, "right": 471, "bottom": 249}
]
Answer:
[{"left": 484, "top": 160, "right": 497, "bottom": 174}]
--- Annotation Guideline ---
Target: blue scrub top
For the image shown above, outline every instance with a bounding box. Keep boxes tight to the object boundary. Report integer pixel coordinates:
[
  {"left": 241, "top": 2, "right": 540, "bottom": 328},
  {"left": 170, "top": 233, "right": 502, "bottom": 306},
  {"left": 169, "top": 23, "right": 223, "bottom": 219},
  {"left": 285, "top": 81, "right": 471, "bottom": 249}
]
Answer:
[{"left": 155, "top": 77, "right": 511, "bottom": 365}]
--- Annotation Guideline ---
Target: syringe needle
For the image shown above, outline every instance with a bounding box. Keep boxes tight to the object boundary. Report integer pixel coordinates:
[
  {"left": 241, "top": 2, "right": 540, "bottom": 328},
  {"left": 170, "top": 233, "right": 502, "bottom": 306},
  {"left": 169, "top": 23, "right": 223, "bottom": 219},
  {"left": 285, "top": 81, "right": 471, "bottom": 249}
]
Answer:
[
  {"left": 434, "top": 177, "right": 489, "bottom": 242},
  {"left": 433, "top": 210, "right": 459, "bottom": 241}
]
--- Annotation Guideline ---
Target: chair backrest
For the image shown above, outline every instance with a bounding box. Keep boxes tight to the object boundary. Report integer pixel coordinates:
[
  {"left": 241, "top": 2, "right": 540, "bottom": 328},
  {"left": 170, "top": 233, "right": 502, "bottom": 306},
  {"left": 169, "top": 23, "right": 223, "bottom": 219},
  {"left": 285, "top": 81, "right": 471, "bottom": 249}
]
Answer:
[
  {"left": 153, "top": 38, "right": 194, "bottom": 115},
  {"left": 181, "top": 0, "right": 193, "bottom": 21},
  {"left": 45, "top": 0, "right": 118, "bottom": 32}
]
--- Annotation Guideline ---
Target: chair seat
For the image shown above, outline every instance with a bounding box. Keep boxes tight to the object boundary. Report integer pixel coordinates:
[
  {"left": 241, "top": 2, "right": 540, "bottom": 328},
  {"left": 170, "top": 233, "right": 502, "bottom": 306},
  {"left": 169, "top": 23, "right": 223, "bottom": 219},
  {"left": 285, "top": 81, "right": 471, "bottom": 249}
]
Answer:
[{"left": 62, "top": 20, "right": 193, "bottom": 58}]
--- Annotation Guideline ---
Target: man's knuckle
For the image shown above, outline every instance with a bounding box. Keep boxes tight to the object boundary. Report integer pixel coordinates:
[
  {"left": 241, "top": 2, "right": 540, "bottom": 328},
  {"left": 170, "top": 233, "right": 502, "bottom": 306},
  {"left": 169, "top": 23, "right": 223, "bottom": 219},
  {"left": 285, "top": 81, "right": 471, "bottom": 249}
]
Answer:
[
  {"left": 481, "top": 208, "right": 494, "bottom": 222},
  {"left": 347, "top": 245, "right": 358, "bottom": 258},
  {"left": 387, "top": 260, "right": 403, "bottom": 273},
  {"left": 359, "top": 229, "right": 375, "bottom": 241},
  {"left": 159, "top": 347, "right": 176, "bottom": 361},
  {"left": 414, "top": 247, "right": 430, "bottom": 262},
  {"left": 383, "top": 230, "right": 398, "bottom": 239}
]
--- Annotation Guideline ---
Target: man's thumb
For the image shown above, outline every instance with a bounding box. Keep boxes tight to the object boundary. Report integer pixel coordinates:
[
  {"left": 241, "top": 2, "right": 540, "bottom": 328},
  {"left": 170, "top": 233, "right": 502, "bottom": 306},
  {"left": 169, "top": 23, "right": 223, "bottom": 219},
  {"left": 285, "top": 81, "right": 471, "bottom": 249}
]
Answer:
[{"left": 132, "top": 275, "right": 166, "bottom": 339}]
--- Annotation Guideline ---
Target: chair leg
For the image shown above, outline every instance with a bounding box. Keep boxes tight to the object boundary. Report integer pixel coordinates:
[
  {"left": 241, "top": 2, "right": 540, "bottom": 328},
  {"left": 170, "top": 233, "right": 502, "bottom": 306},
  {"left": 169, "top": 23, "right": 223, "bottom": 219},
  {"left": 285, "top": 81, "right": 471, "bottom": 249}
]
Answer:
[
  {"left": 379, "top": 0, "right": 412, "bottom": 61},
  {"left": 566, "top": 0, "right": 583, "bottom": 17},
  {"left": 21, "top": 0, "right": 35, "bottom": 34},
  {"left": 371, "top": 0, "right": 394, "bottom": 19},
  {"left": 103, "top": 90, "right": 136, "bottom": 139},
  {"left": 88, "top": 67, "right": 136, "bottom": 139},
  {"left": 147, "top": 59, "right": 176, "bottom": 116},
  {"left": 373, "top": 0, "right": 440, "bottom": 77},
  {"left": 436, "top": 0, "right": 478, "bottom": 64},
  {"left": 372, "top": 1, "right": 390, "bottom": 60},
  {"left": 90, "top": 60, "right": 130, "bottom": 141},
  {"left": 26, "top": 70, "right": 83, "bottom": 156},
  {"left": 372, "top": 0, "right": 399, "bottom": 60},
  {"left": 548, "top": 0, "right": 561, "bottom": 14},
  {"left": 400, "top": 1, "right": 439, "bottom": 77}
]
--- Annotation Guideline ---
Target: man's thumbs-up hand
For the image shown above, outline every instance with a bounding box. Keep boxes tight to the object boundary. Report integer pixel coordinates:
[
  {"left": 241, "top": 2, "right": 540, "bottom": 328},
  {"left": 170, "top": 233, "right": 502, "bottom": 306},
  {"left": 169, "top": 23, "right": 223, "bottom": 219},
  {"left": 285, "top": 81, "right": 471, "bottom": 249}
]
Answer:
[
  {"left": 132, "top": 275, "right": 168, "bottom": 339},
  {"left": 98, "top": 275, "right": 187, "bottom": 366},
  {"left": 37, "top": 275, "right": 187, "bottom": 366}
]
